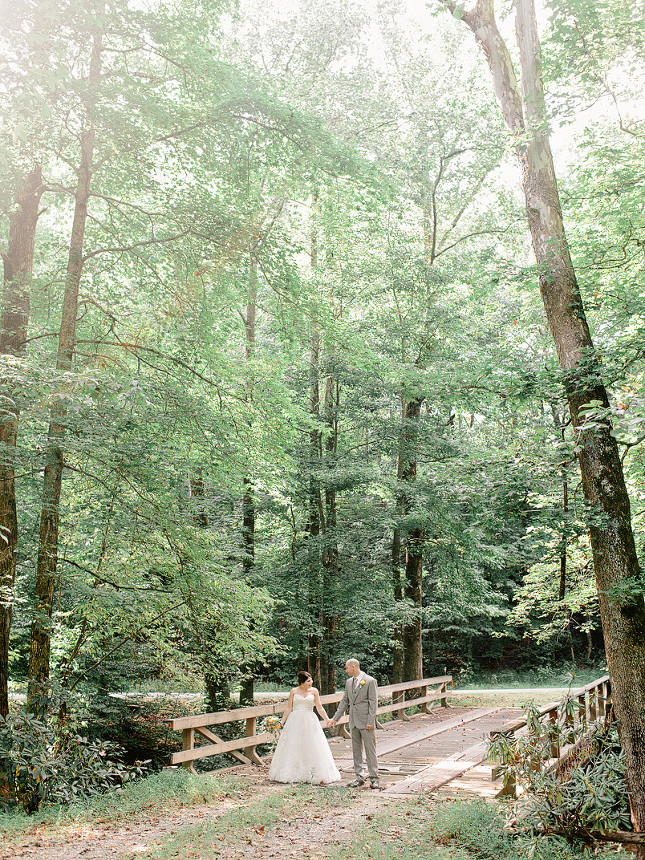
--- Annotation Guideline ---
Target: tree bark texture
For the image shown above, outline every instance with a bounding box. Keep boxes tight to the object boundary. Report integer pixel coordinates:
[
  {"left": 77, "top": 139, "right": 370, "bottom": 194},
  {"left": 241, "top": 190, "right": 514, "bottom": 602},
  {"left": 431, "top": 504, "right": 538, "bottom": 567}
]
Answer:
[
  {"left": 440, "top": 0, "right": 645, "bottom": 835},
  {"left": 0, "top": 166, "right": 43, "bottom": 717},
  {"left": 306, "top": 327, "right": 322, "bottom": 688},
  {"left": 240, "top": 259, "right": 257, "bottom": 706},
  {"left": 320, "top": 374, "right": 339, "bottom": 695},
  {"left": 28, "top": 33, "right": 102, "bottom": 714},
  {"left": 391, "top": 524, "right": 404, "bottom": 686},
  {"left": 393, "top": 395, "right": 425, "bottom": 684}
]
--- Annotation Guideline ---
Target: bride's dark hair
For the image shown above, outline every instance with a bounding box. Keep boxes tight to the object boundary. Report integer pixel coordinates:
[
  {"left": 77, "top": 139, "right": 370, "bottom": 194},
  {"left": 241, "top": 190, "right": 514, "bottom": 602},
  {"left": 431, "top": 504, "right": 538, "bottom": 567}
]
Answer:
[{"left": 297, "top": 671, "right": 312, "bottom": 685}]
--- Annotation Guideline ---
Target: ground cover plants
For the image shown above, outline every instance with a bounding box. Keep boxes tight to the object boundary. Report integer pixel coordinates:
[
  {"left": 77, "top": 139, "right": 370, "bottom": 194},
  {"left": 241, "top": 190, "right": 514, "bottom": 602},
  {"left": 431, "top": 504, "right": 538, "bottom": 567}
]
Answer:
[{"left": 0, "top": 769, "right": 246, "bottom": 843}]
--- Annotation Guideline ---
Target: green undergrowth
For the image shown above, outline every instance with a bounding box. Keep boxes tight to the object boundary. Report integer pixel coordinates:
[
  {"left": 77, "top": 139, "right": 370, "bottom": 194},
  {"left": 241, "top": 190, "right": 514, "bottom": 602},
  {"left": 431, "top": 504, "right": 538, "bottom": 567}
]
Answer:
[
  {"left": 330, "top": 798, "right": 627, "bottom": 860},
  {"left": 0, "top": 769, "right": 245, "bottom": 840},
  {"left": 144, "top": 783, "right": 348, "bottom": 859},
  {"left": 430, "top": 799, "right": 625, "bottom": 860}
]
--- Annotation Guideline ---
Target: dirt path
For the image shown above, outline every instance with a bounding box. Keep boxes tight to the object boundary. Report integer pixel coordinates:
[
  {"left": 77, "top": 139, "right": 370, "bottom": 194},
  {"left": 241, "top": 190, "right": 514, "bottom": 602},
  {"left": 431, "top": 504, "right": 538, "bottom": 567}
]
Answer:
[{"left": 1, "top": 768, "right": 407, "bottom": 860}]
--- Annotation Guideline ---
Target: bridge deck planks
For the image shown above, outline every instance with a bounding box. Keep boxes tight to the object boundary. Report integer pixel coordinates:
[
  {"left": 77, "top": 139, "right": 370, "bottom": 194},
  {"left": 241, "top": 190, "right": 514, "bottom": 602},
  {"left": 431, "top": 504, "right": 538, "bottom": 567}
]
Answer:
[{"left": 327, "top": 705, "right": 523, "bottom": 795}]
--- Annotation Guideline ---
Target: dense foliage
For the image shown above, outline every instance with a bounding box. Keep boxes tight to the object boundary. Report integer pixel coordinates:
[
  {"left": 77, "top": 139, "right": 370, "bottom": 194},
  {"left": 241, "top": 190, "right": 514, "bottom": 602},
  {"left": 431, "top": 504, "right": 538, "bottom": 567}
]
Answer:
[{"left": 0, "top": 0, "right": 643, "bottom": 772}]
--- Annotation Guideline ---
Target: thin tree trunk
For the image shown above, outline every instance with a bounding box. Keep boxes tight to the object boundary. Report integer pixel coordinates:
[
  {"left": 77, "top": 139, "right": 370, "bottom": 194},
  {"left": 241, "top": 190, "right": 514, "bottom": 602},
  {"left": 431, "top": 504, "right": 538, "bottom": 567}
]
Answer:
[
  {"left": 28, "top": 33, "right": 102, "bottom": 716},
  {"left": 320, "top": 375, "right": 338, "bottom": 695},
  {"left": 240, "top": 257, "right": 257, "bottom": 706},
  {"left": 306, "top": 327, "right": 322, "bottom": 689},
  {"left": 399, "top": 397, "right": 424, "bottom": 683},
  {"left": 0, "top": 166, "right": 43, "bottom": 717},
  {"left": 391, "top": 525, "right": 404, "bottom": 687},
  {"left": 440, "top": 0, "right": 645, "bottom": 838}
]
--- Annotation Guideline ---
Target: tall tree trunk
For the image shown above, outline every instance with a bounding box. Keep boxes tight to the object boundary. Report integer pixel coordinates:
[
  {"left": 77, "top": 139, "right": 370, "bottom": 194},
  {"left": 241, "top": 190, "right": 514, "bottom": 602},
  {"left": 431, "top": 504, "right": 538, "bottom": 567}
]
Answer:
[
  {"left": 320, "top": 374, "right": 338, "bottom": 695},
  {"left": 28, "top": 33, "right": 102, "bottom": 716},
  {"left": 391, "top": 525, "right": 404, "bottom": 686},
  {"left": 306, "top": 327, "right": 323, "bottom": 689},
  {"left": 239, "top": 257, "right": 257, "bottom": 706},
  {"left": 0, "top": 166, "right": 43, "bottom": 717},
  {"left": 440, "top": 0, "right": 645, "bottom": 837},
  {"left": 399, "top": 396, "right": 424, "bottom": 683},
  {"left": 189, "top": 473, "right": 231, "bottom": 709}
]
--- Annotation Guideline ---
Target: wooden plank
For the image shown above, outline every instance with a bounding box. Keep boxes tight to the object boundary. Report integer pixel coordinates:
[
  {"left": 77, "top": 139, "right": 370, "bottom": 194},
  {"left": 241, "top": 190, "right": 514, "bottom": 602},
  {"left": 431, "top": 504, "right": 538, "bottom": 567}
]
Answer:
[
  {"left": 384, "top": 740, "right": 489, "bottom": 795},
  {"left": 495, "top": 675, "right": 611, "bottom": 734},
  {"left": 376, "top": 691, "right": 449, "bottom": 716},
  {"left": 171, "top": 731, "right": 273, "bottom": 764},
  {"left": 378, "top": 677, "right": 451, "bottom": 696},
  {"left": 171, "top": 676, "right": 454, "bottom": 730},
  {"left": 194, "top": 726, "right": 252, "bottom": 766},
  {"left": 172, "top": 703, "right": 281, "bottom": 730},
  {"left": 375, "top": 707, "right": 500, "bottom": 758}
]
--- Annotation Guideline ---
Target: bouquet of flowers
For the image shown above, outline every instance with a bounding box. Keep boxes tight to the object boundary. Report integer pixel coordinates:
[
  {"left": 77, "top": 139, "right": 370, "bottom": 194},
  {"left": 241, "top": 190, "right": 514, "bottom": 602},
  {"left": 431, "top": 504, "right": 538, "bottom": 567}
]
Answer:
[{"left": 263, "top": 715, "right": 282, "bottom": 739}]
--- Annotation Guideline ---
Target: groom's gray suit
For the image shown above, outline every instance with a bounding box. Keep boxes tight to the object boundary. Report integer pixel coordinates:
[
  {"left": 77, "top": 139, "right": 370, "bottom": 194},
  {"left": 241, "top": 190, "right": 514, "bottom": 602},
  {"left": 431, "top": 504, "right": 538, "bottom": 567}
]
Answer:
[{"left": 332, "top": 671, "right": 379, "bottom": 782}]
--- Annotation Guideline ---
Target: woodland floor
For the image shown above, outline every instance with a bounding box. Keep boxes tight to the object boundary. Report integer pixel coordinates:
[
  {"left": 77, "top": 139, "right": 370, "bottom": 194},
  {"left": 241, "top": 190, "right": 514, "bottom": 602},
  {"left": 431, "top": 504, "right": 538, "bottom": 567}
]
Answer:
[
  {"left": 1, "top": 766, "right": 412, "bottom": 860},
  {"left": 0, "top": 690, "right": 571, "bottom": 860}
]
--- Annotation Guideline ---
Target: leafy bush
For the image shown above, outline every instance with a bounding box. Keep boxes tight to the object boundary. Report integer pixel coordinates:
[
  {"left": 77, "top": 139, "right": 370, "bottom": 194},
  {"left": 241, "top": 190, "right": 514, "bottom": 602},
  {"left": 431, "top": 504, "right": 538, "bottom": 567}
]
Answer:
[
  {"left": 0, "top": 711, "right": 147, "bottom": 813},
  {"left": 431, "top": 799, "right": 624, "bottom": 860},
  {"left": 489, "top": 700, "right": 630, "bottom": 836},
  {"left": 82, "top": 691, "right": 207, "bottom": 765}
]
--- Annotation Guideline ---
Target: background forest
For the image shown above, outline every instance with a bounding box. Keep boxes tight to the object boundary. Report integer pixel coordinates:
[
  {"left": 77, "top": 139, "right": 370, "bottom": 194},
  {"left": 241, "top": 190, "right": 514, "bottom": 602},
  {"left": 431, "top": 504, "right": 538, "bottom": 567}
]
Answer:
[{"left": 1, "top": 0, "right": 644, "bottom": 741}]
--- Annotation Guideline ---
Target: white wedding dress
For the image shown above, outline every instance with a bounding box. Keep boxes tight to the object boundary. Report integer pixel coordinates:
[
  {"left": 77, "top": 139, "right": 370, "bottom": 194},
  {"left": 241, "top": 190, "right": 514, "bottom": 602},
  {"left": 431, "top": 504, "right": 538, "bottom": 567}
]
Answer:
[{"left": 268, "top": 694, "right": 341, "bottom": 784}]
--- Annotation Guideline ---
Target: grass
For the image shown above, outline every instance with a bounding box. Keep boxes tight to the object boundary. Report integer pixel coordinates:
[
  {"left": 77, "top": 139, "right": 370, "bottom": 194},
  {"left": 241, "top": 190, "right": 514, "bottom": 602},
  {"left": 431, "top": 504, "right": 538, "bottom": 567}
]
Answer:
[
  {"left": 1, "top": 773, "right": 629, "bottom": 859},
  {"left": 0, "top": 769, "right": 246, "bottom": 841},
  {"left": 326, "top": 799, "right": 467, "bottom": 860},
  {"left": 143, "top": 783, "right": 348, "bottom": 860},
  {"left": 327, "top": 798, "right": 627, "bottom": 860},
  {"left": 454, "top": 667, "right": 607, "bottom": 691}
]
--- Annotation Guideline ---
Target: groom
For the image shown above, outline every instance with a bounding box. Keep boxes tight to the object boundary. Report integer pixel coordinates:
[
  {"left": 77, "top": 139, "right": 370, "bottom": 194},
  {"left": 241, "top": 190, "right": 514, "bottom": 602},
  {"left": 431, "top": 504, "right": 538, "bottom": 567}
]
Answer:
[{"left": 329, "top": 659, "right": 380, "bottom": 789}]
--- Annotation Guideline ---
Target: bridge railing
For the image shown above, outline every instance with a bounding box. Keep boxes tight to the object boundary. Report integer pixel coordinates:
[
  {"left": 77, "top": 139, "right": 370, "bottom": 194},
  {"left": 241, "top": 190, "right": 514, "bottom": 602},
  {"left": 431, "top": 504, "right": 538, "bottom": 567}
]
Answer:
[
  {"left": 169, "top": 674, "right": 452, "bottom": 770},
  {"left": 490, "top": 674, "right": 611, "bottom": 797}
]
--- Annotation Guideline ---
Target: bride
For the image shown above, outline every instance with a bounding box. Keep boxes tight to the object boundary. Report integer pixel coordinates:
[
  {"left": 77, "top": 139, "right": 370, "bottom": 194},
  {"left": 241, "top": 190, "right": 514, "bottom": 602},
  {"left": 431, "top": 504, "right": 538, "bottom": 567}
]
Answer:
[{"left": 268, "top": 671, "right": 341, "bottom": 784}]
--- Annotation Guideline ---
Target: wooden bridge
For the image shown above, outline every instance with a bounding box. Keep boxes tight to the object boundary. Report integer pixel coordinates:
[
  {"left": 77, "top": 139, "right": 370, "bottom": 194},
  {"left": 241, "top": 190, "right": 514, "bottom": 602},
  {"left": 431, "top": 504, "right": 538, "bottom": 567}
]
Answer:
[{"left": 170, "top": 675, "right": 611, "bottom": 798}]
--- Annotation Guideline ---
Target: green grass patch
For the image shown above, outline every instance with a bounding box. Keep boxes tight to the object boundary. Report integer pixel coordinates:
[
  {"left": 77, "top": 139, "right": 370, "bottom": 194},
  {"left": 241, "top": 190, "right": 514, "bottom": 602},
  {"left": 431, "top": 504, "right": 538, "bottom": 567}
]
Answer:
[
  {"left": 326, "top": 799, "right": 466, "bottom": 860},
  {"left": 431, "top": 799, "right": 625, "bottom": 860},
  {"left": 0, "top": 769, "right": 245, "bottom": 840}
]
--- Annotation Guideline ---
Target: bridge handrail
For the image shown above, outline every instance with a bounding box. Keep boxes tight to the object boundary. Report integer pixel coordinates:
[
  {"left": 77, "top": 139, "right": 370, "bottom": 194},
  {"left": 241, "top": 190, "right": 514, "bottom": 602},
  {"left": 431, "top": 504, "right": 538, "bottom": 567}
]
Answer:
[
  {"left": 170, "top": 675, "right": 452, "bottom": 769},
  {"left": 490, "top": 674, "right": 612, "bottom": 797}
]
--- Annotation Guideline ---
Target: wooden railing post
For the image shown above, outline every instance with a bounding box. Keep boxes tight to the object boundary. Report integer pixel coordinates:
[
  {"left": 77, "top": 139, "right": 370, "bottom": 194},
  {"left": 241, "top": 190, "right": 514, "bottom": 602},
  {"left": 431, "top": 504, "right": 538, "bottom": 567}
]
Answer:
[
  {"left": 440, "top": 681, "right": 448, "bottom": 709},
  {"left": 548, "top": 707, "right": 559, "bottom": 759},
  {"left": 420, "top": 684, "right": 429, "bottom": 714},
  {"left": 598, "top": 681, "right": 606, "bottom": 718},
  {"left": 578, "top": 692, "right": 587, "bottom": 729},
  {"left": 494, "top": 731, "right": 517, "bottom": 798},
  {"left": 182, "top": 728, "right": 196, "bottom": 773},
  {"left": 392, "top": 691, "right": 401, "bottom": 721},
  {"left": 245, "top": 716, "right": 262, "bottom": 765},
  {"left": 589, "top": 686, "right": 597, "bottom": 722}
]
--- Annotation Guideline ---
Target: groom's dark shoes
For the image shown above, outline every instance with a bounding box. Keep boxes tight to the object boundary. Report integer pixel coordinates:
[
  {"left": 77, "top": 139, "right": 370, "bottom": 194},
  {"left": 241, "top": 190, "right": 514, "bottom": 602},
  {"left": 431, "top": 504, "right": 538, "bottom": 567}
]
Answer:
[{"left": 369, "top": 779, "right": 380, "bottom": 789}]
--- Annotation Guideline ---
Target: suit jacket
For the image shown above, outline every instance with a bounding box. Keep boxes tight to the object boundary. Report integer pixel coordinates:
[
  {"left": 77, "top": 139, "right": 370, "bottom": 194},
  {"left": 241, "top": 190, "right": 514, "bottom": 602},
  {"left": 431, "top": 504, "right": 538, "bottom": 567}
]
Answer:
[{"left": 333, "top": 672, "right": 378, "bottom": 729}]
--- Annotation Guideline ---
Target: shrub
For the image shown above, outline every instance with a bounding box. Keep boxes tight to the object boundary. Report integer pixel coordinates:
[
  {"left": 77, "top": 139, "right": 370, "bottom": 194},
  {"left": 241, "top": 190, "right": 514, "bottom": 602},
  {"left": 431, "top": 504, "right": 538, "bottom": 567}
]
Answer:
[
  {"left": 489, "top": 700, "right": 630, "bottom": 837},
  {"left": 0, "top": 711, "right": 147, "bottom": 813}
]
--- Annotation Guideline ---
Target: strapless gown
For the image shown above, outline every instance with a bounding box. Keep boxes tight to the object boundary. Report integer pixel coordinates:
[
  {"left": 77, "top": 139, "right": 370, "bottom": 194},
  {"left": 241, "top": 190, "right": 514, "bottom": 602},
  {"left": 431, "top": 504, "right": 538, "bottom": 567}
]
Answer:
[{"left": 268, "top": 693, "right": 341, "bottom": 784}]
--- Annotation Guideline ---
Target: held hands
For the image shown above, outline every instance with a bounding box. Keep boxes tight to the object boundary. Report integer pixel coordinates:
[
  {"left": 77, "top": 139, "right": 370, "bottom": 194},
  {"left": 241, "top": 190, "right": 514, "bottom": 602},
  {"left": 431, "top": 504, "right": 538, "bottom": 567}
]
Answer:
[{"left": 327, "top": 718, "right": 337, "bottom": 728}]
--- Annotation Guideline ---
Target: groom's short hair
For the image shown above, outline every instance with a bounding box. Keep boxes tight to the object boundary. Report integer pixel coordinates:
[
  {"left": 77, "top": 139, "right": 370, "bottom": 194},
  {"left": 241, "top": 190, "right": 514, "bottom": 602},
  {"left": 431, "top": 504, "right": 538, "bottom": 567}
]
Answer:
[{"left": 346, "top": 658, "right": 360, "bottom": 669}]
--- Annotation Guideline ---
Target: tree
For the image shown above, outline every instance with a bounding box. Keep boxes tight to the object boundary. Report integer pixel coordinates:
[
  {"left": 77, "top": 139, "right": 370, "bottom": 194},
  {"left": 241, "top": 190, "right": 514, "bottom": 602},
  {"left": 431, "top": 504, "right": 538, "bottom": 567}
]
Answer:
[
  {"left": 438, "top": 0, "right": 645, "bottom": 836},
  {"left": 0, "top": 166, "right": 43, "bottom": 717}
]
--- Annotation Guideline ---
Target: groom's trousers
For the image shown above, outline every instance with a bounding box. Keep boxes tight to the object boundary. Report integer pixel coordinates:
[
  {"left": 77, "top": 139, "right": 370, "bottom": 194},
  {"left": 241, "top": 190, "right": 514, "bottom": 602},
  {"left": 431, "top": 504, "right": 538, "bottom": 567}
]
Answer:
[{"left": 351, "top": 725, "right": 378, "bottom": 781}]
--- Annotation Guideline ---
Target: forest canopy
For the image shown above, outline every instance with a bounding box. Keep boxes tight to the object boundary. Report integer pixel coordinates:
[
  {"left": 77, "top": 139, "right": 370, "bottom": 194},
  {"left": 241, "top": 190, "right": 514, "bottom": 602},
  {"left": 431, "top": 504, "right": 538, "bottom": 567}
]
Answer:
[{"left": 1, "top": 0, "right": 644, "bottom": 726}]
